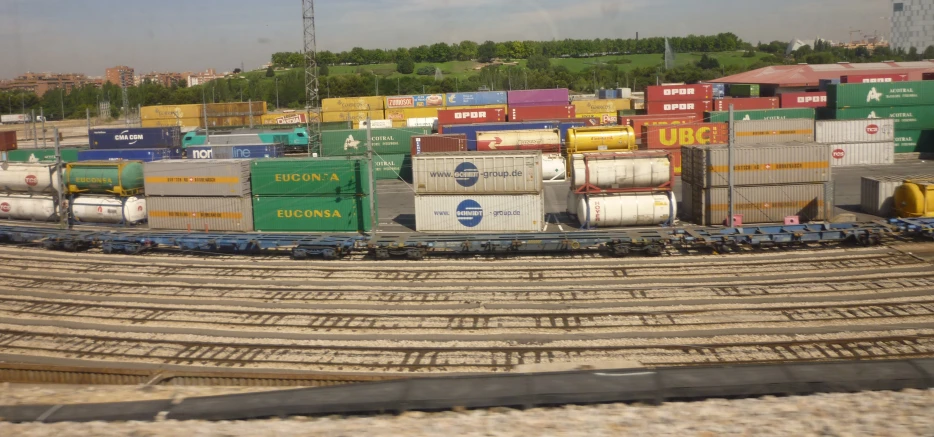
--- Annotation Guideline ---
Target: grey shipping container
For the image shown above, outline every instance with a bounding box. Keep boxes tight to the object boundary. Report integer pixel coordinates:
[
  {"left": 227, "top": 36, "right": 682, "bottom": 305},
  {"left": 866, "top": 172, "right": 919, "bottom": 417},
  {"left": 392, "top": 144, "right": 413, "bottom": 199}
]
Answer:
[
  {"left": 860, "top": 174, "right": 934, "bottom": 217},
  {"left": 684, "top": 142, "right": 831, "bottom": 188},
  {"left": 413, "top": 151, "right": 543, "bottom": 195},
  {"left": 147, "top": 196, "right": 253, "bottom": 232},
  {"left": 682, "top": 182, "right": 832, "bottom": 226},
  {"left": 733, "top": 119, "right": 815, "bottom": 145},
  {"left": 144, "top": 159, "right": 251, "bottom": 197},
  {"left": 829, "top": 142, "right": 894, "bottom": 167},
  {"left": 414, "top": 194, "right": 544, "bottom": 232},
  {"left": 815, "top": 119, "right": 895, "bottom": 144}
]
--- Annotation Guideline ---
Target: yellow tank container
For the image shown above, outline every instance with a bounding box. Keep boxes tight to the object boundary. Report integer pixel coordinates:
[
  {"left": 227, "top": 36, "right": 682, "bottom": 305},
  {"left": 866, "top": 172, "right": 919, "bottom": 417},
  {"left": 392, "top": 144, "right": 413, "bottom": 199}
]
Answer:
[
  {"left": 141, "top": 104, "right": 203, "bottom": 120},
  {"left": 567, "top": 126, "right": 636, "bottom": 153},
  {"left": 895, "top": 180, "right": 934, "bottom": 218},
  {"left": 321, "top": 97, "right": 385, "bottom": 112},
  {"left": 142, "top": 117, "right": 203, "bottom": 128},
  {"left": 571, "top": 99, "right": 631, "bottom": 113}
]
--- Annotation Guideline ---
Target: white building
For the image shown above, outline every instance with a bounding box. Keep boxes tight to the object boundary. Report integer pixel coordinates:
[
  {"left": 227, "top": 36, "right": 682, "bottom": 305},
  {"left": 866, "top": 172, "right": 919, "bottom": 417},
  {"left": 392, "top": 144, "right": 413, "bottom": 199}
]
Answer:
[{"left": 891, "top": 0, "right": 934, "bottom": 52}]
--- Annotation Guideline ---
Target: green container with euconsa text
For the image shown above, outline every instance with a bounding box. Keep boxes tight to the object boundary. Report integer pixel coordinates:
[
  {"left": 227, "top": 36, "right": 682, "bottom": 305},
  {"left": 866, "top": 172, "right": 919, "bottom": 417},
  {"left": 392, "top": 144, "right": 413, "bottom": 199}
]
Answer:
[
  {"left": 251, "top": 195, "right": 374, "bottom": 232},
  {"left": 250, "top": 157, "right": 370, "bottom": 196}
]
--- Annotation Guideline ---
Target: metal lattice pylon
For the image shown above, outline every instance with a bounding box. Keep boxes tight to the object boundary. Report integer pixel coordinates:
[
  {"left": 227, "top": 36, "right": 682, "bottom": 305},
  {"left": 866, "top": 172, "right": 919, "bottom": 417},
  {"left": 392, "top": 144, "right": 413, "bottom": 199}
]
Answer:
[{"left": 302, "top": 0, "right": 322, "bottom": 155}]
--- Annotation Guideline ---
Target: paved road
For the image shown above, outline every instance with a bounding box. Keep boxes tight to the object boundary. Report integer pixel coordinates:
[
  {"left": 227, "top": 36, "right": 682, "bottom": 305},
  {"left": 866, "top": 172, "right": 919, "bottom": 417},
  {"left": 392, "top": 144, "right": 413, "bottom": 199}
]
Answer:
[{"left": 376, "top": 158, "right": 934, "bottom": 233}]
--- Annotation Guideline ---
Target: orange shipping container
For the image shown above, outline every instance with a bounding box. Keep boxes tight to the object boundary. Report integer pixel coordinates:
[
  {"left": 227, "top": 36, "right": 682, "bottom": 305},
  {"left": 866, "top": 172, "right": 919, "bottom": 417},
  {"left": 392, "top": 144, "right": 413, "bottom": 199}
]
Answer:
[
  {"left": 643, "top": 123, "right": 729, "bottom": 149},
  {"left": 0, "top": 131, "right": 17, "bottom": 151}
]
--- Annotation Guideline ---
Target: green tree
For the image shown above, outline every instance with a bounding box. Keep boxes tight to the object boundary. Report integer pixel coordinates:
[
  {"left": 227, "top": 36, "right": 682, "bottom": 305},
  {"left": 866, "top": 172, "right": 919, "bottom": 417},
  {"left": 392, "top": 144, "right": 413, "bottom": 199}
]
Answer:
[
  {"left": 526, "top": 54, "right": 551, "bottom": 71},
  {"left": 428, "top": 42, "right": 453, "bottom": 63},
  {"left": 319, "top": 64, "right": 329, "bottom": 76},
  {"left": 456, "top": 40, "right": 478, "bottom": 61},
  {"left": 478, "top": 40, "right": 497, "bottom": 62},
  {"left": 908, "top": 46, "right": 920, "bottom": 61},
  {"left": 265, "top": 67, "right": 275, "bottom": 78},
  {"left": 696, "top": 54, "right": 721, "bottom": 70},
  {"left": 396, "top": 57, "right": 415, "bottom": 74}
]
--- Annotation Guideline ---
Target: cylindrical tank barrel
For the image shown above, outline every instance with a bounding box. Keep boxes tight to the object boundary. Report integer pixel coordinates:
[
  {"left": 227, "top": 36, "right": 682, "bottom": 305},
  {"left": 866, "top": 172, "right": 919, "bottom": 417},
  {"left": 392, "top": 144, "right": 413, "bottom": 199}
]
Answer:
[
  {"left": 566, "top": 126, "right": 636, "bottom": 152},
  {"left": 0, "top": 163, "right": 61, "bottom": 194},
  {"left": 65, "top": 161, "right": 145, "bottom": 196},
  {"left": 542, "top": 154, "right": 567, "bottom": 181},
  {"left": 571, "top": 152, "right": 671, "bottom": 190},
  {"left": 577, "top": 192, "right": 676, "bottom": 227},
  {"left": 0, "top": 194, "right": 57, "bottom": 221},
  {"left": 71, "top": 195, "right": 147, "bottom": 224},
  {"left": 895, "top": 180, "right": 934, "bottom": 218}
]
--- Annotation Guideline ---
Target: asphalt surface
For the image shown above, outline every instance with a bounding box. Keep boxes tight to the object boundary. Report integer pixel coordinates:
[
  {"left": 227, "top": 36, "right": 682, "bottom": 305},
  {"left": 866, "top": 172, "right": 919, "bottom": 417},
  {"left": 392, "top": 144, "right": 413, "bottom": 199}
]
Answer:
[{"left": 376, "top": 158, "right": 934, "bottom": 233}]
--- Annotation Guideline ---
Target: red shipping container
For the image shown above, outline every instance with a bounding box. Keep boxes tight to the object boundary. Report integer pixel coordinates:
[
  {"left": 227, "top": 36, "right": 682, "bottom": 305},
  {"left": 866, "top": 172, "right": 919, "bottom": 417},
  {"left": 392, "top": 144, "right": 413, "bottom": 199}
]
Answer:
[
  {"left": 645, "top": 100, "right": 712, "bottom": 115},
  {"left": 923, "top": 72, "right": 934, "bottom": 81},
  {"left": 779, "top": 92, "right": 827, "bottom": 108},
  {"left": 410, "top": 134, "right": 468, "bottom": 155},
  {"left": 437, "top": 108, "right": 506, "bottom": 125},
  {"left": 509, "top": 105, "right": 575, "bottom": 122},
  {"left": 840, "top": 73, "right": 910, "bottom": 83},
  {"left": 624, "top": 115, "right": 698, "bottom": 142},
  {"left": 642, "top": 123, "right": 729, "bottom": 149},
  {"left": 0, "top": 131, "right": 17, "bottom": 152},
  {"left": 645, "top": 84, "right": 713, "bottom": 102},
  {"left": 712, "top": 97, "right": 779, "bottom": 112}
]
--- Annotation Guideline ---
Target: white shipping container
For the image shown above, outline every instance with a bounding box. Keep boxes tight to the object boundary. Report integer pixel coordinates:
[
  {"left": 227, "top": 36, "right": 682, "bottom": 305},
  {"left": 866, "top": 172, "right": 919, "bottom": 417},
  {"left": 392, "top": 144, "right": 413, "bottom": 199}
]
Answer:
[
  {"left": 829, "top": 142, "right": 894, "bottom": 167},
  {"left": 415, "top": 194, "right": 544, "bottom": 232},
  {"left": 733, "top": 119, "right": 815, "bottom": 145},
  {"left": 860, "top": 174, "right": 934, "bottom": 217},
  {"left": 358, "top": 119, "right": 393, "bottom": 129},
  {"left": 407, "top": 118, "right": 437, "bottom": 128},
  {"left": 71, "top": 195, "right": 147, "bottom": 224},
  {"left": 815, "top": 119, "right": 895, "bottom": 144},
  {"left": 0, "top": 194, "right": 56, "bottom": 221},
  {"left": 413, "top": 152, "right": 543, "bottom": 194}
]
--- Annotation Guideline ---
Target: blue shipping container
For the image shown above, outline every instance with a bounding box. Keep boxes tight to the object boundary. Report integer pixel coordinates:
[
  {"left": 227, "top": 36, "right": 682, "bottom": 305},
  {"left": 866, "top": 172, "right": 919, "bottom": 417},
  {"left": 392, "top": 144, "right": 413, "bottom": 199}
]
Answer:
[
  {"left": 819, "top": 79, "right": 841, "bottom": 92},
  {"left": 186, "top": 146, "right": 214, "bottom": 159},
  {"left": 597, "top": 89, "right": 621, "bottom": 99},
  {"left": 445, "top": 92, "right": 508, "bottom": 107},
  {"left": 89, "top": 127, "right": 182, "bottom": 150},
  {"left": 708, "top": 83, "right": 727, "bottom": 99},
  {"left": 441, "top": 122, "right": 559, "bottom": 150},
  {"left": 186, "top": 145, "right": 284, "bottom": 159},
  {"left": 77, "top": 148, "right": 174, "bottom": 162}
]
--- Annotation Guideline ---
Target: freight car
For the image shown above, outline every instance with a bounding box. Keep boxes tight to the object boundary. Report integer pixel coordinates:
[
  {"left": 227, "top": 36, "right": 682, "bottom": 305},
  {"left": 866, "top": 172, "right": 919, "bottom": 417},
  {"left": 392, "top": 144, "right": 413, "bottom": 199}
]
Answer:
[{"left": 182, "top": 127, "right": 309, "bottom": 153}]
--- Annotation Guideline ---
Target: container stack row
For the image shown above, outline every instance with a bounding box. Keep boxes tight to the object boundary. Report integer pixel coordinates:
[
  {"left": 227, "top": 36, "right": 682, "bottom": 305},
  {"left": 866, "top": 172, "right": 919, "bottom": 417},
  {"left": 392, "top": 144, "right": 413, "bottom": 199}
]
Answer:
[
  {"left": 815, "top": 119, "right": 896, "bottom": 167},
  {"left": 680, "top": 142, "right": 833, "bottom": 226},
  {"left": 141, "top": 102, "right": 267, "bottom": 129},
  {"left": 143, "top": 160, "right": 254, "bottom": 232},
  {"left": 0, "top": 163, "right": 62, "bottom": 222}
]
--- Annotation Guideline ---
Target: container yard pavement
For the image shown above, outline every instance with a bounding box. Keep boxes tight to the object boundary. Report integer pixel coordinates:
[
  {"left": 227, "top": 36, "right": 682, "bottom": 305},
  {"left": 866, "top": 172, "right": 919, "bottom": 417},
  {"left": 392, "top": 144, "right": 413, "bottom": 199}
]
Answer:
[{"left": 374, "top": 159, "right": 934, "bottom": 233}]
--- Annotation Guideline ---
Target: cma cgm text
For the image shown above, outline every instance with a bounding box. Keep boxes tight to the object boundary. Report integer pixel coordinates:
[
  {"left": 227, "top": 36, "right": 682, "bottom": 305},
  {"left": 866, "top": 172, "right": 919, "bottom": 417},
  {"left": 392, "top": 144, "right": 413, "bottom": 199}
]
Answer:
[
  {"left": 273, "top": 173, "right": 341, "bottom": 182},
  {"left": 114, "top": 134, "right": 144, "bottom": 141}
]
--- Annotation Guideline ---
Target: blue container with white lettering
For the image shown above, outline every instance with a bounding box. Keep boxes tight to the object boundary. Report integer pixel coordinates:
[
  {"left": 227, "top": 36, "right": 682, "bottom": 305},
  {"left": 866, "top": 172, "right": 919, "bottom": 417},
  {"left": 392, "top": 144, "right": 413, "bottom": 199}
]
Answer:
[
  {"left": 77, "top": 148, "right": 174, "bottom": 162},
  {"left": 445, "top": 92, "right": 508, "bottom": 107},
  {"left": 441, "top": 122, "right": 559, "bottom": 150},
  {"left": 89, "top": 127, "right": 182, "bottom": 150},
  {"left": 187, "top": 144, "right": 284, "bottom": 159}
]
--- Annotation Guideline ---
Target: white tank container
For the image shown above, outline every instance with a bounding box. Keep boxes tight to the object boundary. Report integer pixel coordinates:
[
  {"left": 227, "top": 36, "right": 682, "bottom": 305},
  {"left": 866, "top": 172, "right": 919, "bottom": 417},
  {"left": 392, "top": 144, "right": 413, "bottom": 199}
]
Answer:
[
  {"left": 571, "top": 153, "right": 670, "bottom": 189},
  {"left": 567, "top": 191, "right": 580, "bottom": 217},
  {"left": 0, "top": 194, "right": 57, "bottom": 221},
  {"left": 0, "top": 163, "right": 60, "bottom": 193},
  {"left": 542, "top": 154, "right": 567, "bottom": 181},
  {"left": 577, "top": 192, "right": 676, "bottom": 227},
  {"left": 71, "top": 196, "right": 147, "bottom": 224}
]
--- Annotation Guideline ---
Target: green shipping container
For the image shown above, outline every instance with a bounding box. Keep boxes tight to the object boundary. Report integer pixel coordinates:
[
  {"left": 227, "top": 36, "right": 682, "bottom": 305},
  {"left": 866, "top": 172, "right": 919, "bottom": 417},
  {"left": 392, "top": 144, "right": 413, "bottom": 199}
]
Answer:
[
  {"left": 824, "top": 106, "right": 934, "bottom": 130},
  {"left": 617, "top": 109, "right": 638, "bottom": 116},
  {"left": 251, "top": 157, "right": 370, "bottom": 196},
  {"left": 894, "top": 130, "right": 934, "bottom": 154},
  {"left": 729, "top": 84, "right": 760, "bottom": 98},
  {"left": 320, "top": 128, "right": 429, "bottom": 157},
  {"left": 321, "top": 121, "right": 353, "bottom": 131},
  {"left": 827, "top": 81, "right": 934, "bottom": 109},
  {"left": 6, "top": 148, "right": 82, "bottom": 163},
  {"left": 705, "top": 108, "right": 815, "bottom": 123},
  {"left": 367, "top": 154, "right": 412, "bottom": 181},
  {"left": 252, "top": 195, "right": 374, "bottom": 232}
]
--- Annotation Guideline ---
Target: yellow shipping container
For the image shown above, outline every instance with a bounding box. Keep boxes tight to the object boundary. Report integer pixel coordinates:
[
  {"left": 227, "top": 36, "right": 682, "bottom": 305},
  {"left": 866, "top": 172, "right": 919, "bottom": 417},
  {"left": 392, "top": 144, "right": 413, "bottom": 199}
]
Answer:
[
  {"left": 205, "top": 116, "right": 251, "bottom": 127},
  {"left": 392, "top": 120, "right": 407, "bottom": 128},
  {"left": 576, "top": 113, "right": 618, "bottom": 125},
  {"left": 205, "top": 102, "right": 267, "bottom": 117},
  {"left": 322, "top": 110, "right": 385, "bottom": 123},
  {"left": 141, "top": 104, "right": 203, "bottom": 120},
  {"left": 142, "top": 117, "right": 203, "bottom": 128},
  {"left": 445, "top": 105, "right": 507, "bottom": 111},
  {"left": 572, "top": 99, "right": 631, "bottom": 113},
  {"left": 260, "top": 113, "right": 315, "bottom": 125},
  {"left": 387, "top": 107, "right": 440, "bottom": 120},
  {"left": 321, "top": 97, "right": 385, "bottom": 112}
]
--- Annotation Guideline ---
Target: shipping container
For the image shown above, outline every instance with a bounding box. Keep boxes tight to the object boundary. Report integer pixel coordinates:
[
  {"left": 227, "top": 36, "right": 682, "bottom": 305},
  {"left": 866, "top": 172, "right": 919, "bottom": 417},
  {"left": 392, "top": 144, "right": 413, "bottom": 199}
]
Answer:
[
  {"left": 411, "top": 134, "right": 468, "bottom": 155},
  {"left": 143, "top": 159, "right": 251, "bottom": 197},
  {"left": 446, "top": 91, "right": 508, "bottom": 107},
  {"left": 437, "top": 108, "right": 506, "bottom": 125},
  {"left": 89, "top": 127, "right": 182, "bottom": 150},
  {"left": 414, "top": 194, "right": 544, "bottom": 232},
  {"left": 260, "top": 113, "right": 310, "bottom": 125},
  {"left": 445, "top": 104, "right": 510, "bottom": 111},
  {"left": 571, "top": 99, "right": 631, "bottom": 113},
  {"left": 5, "top": 148, "right": 81, "bottom": 163},
  {"left": 728, "top": 84, "right": 761, "bottom": 98},
  {"left": 413, "top": 152, "right": 542, "bottom": 195},
  {"left": 0, "top": 163, "right": 59, "bottom": 194},
  {"left": 571, "top": 152, "right": 672, "bottom": 191},
  {"left": 683, "top": 182, "right": 831, "bottom": 225},
  {"left": 0, "top": 131, "right": 17, "bottom": 151},
  {"left": 819, "top": 79, "right": 841, "bottom": 92},
  {"left": 708, "top": 83, "right": 726, "bottom": 99},
  {"left": 205, "top": 116, "right": 252, "bottom": 128},
  {"left": 321, "top": 97, "right": 385, "bottom": 112},
  {"left": 597, "top": 89, "right": 620, "bottom": 99},
  {"left": 65, "top": 161, "right": 145, "bottom": 196},
  {"left": 372, "top": 154, "right": 411, "bottom": 180},
  {"left": 385, "top": 107, "right": 441, "bottom": 121},
  {"left": 147, "top": 196, "right": 253, "bottom": 232},
  {"left": 779, "top": 92, "right": 828, "bottom": 109},
  {"left": 705, "top": 108, "right": 816, "bottom": 123},
  {"left": 509, "top": 105, "right": 575, "bottom": 122},
  {"left": 822, "top": 106, "right": 934, "bottom": 130},
  {"left": 210, "top": 144, "right": 284, "bottom": 160},
  {"left": 829, "top": 142, "right": 894, "bottom": 167},
  {"left": 733, "top": 119, "right": 815, "bottom": 145},
  {"left": 252, "top": 195, "right": 371, "bottom": 233},
  {"left": 205, "top": 102, "right": 267, "bottom": 117},
  {"left": 141, "top": 104, "right": 203, "bottom": 120},
  {"left": 142, "top": 118, "right": 202, "bottom": 129},
  {"left": 861, "top": 174, "right": 934, "bottom": 216},
  {"left": 623, "top": 115, "right": 698, "bottom": 140},
  {"left": 566, "top": 126, "right": 637, "bottom": 152},
  {"left": 574, "top": 113, "right": 617, "bottom": 125},
  {"left": 250, "top": 157, "right": 368, "bottom": 196},
  {"left": 683, "top": 142, "right": 831, "bottom": 188},
  {"left": 645, "top": 84, "right": 713, "bottom": 102},
  {"left": 385, "top": 95, "right": 446, "bottom": 109},
  {"left": 407, "top": 118, "right": 437, "bottom": 128},
  {"left": 392, "top": 120, "right": 407, "bottom": 128},
  {"left": 358, "top": 119, "right": 393, "bottom": 129},
  {"left": 643, "top": 123, "right": 729, "bottom": 149},
  {"left": 815, "top": 119, "right": 895, "bottom": 144},
  {"left": 712, "top": 97, "right": 779, "bottom": 112},
  {"left": 440, "top": 122, "right": 558, "bottom": 149},
  {"left": 0, "top": 194, "right": 56, "bottom": 221},
  {"left": 577, "top": 193, "right": 675, "bottom": 227},
  {"left": 894, "top": 130, "right": 934, "bottom": 154},
  {"left": 71, "top": 195, "right": 147, "bottom": 225},
  {"left": 507, "top": 89, "right": 570, "bottom": 105},
  {"left": 827, "top": 81, "right": 934, "bottom": 108},
  {"left": 840, "top": 74, "right": 910, "bottom": 84},
  {"left": 320, "top": 128, "right": 429, "bottom": 157},
  {"left": 924, "top": 73, "right": 934, "bottom": 81},
  {"left": 77, "top": 148, "right": 174, "bottom": 162},
  {"left": 645, "top": 100, "right": 713, "bottom": 115},
  {"left": 321, "top": 110, "right": 385, "bottom": 123},
  {"left": 475, "top": 130, "right": 560, "bottom": 152}
]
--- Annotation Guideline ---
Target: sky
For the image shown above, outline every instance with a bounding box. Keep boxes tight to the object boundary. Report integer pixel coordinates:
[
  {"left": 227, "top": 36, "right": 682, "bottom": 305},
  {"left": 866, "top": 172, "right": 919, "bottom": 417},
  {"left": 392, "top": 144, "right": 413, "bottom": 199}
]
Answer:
[{"left": 0, "top": 0, "right": 893, "bottom": 79}]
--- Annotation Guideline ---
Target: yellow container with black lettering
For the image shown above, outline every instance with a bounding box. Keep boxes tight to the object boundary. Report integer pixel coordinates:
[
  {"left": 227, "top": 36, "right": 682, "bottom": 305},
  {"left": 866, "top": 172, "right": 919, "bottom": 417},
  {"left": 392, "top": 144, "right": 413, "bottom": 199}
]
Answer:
[
  {"left": 65, "top": 161, "right": 144, "bottom": 196},
  {"left": 895, "top": 180, "right": 934, "bottom": 218}
]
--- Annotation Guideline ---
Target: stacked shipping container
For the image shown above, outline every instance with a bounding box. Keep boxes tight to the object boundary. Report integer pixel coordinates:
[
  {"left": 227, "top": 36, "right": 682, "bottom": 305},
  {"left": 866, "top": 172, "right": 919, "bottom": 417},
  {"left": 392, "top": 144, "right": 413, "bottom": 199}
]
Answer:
[
  {"left": 141, "top": 102, "right": 267, "bottom": 129},
  {"left": 143, "top": 160, "right": 254, "bottom": 232},
  {"left": 815, "top": 119, "right": 895, "bottom": 167}
]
